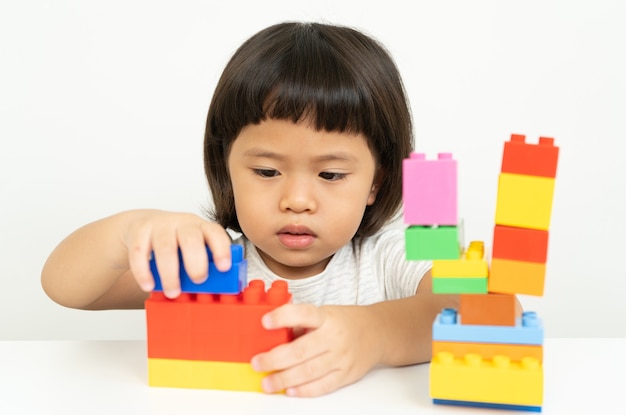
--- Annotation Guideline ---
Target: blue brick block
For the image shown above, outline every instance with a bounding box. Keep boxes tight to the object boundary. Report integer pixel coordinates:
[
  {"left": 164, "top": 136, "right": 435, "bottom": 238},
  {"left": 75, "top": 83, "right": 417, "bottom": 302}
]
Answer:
[
  {"left": 434, "top": 399, "right": 542, "bottom": 413},
  {"left": 150, "top": 244, "right": 247, "bottom": 295},
  {"left": 432, "top": 308, "right": 543, "bottom": 345}
]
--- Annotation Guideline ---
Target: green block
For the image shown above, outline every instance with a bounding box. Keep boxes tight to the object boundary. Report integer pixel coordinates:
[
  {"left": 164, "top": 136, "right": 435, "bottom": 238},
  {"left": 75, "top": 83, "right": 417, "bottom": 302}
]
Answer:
[
  {"left": 432, "top": 277, "right": 488, "bottom": 294},
  {"left": 405, "top": 226, "right": 461, "bottom": 260}
]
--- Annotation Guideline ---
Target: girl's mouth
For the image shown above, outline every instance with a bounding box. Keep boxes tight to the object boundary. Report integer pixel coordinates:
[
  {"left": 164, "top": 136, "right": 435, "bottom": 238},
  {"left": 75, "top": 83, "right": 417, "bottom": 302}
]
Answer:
[{"left": 277, "top": 225, "right": 317, "bottom": 249}]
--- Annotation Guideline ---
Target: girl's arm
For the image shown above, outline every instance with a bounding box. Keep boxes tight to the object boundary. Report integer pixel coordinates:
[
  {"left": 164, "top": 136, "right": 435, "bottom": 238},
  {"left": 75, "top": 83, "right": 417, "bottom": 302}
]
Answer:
[
  {"left": 367, "top": 272, "right": 459, "bottom": 365},
  {"left": 41, "top": 209, "right": 232, "bottom": 310}
]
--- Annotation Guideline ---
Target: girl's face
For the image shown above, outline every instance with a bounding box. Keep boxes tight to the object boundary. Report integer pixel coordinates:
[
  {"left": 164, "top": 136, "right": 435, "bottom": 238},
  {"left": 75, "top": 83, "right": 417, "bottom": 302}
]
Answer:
[{"left": 227, "top": 118, "right": 379, "bottom": 279}]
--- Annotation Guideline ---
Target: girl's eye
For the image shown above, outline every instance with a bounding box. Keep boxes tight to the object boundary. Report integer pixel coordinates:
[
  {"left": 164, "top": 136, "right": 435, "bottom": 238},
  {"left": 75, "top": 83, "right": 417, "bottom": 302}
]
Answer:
[
  {"left": 319, "top": 172, "right": 346, "bottom": 181},
  {"left": 254, "top": 169, "right": 280, "bottom": 178}
]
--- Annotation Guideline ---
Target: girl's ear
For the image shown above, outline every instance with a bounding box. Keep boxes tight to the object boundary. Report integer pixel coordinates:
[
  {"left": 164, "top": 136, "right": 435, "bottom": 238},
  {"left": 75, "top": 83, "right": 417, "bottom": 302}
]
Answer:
[{"left": 367, "top": 169, "right": 384, "bottom": 206}]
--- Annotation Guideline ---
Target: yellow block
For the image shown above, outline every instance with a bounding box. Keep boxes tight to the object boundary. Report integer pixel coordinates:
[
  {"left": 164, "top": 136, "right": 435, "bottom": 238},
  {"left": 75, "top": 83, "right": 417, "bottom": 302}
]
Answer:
[
  {"left": 148, "top": 358, "right": 267, "bottom": 392},
  {"left": 433, "top": 241, "right": 488, "bottom": 277},
  {"left": 489, "top": 258, "right": 546, "bottom": 296},
  {"left": 495, "top": 173, "right": 555, "bottom": 230},
  {"left": 430, "top": 352, "right": 543, "bottom": 406}
]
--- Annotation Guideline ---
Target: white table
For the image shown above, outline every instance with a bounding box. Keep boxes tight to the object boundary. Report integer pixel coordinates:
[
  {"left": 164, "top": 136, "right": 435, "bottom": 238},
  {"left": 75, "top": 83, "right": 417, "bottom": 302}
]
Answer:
[{"left": 0, "top": 339, "right": 624, "bottom": 414}]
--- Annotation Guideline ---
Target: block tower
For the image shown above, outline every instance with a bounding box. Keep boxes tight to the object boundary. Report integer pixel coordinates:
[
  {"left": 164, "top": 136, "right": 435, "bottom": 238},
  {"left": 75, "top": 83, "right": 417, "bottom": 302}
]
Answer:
[
  {"left": 403, "top": 135, "right": 559, "bottom": 412},
  {"left": 145, "top": 244, "right": 293, "bottom": 392}
]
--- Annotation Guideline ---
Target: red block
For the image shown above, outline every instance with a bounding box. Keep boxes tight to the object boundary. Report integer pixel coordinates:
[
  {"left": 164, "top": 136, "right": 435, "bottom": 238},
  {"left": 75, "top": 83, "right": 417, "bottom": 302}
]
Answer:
[
  {"left": 492, "top": 225, "right": 549, "bottom": 263},
  {"left": 501, "top": 134, "right": 559, "bottom": 178},
  {"left": 146, "top": 280, "right": 293, "bottom": 362},
  {"left": 145, "top": 292, "right": 193, "bottom": 358}
]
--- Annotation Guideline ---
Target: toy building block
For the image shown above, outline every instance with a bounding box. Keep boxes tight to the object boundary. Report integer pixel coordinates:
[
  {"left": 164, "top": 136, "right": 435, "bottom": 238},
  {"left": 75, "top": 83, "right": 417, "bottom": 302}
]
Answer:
[
  {"left": 432, "top": 341, "right": 543, "bottom": 362},
  {"left": 150, "top": 244, "right": 247, "bottom": 295},
  {"left": 405, "top": 225, "right": 461, "bottom": 260},
  {"left": 430, "top": 352, "right": 543, "bottom": 407},
  {"left": 403, "top": 152, "right": 457, "bottom": 226},
  {"left": 146, "top": 280, "right": 293, "bottom": 362},
  {"left": 492, "top": 225, "right": 549, "bottom": 264},
  {"left": 432, "top": 277, "right": 487, "bottom": 294},
  {"left": 148, "top": 358, "right": 268, "bottom": 392},
  {"left": 145, "top": 292, "right": 194, "bottom": 358},
  {"left": 433, "top": 309, "right": 543, "bottom": 345},
  {"left": 494, "top": 173, "right": 555, "bottom": 231},
  {"left": 459, "top": 293, "right": 520, "bottom": 326},
  {"left": 489, "top": 258, "right": 546, "bottom": 296},
  {"left": 501, "top": 134, "right": 559, "bottom": 178},
  {"left": 432, "top": 240, "right": 488, "bottom": 277}
]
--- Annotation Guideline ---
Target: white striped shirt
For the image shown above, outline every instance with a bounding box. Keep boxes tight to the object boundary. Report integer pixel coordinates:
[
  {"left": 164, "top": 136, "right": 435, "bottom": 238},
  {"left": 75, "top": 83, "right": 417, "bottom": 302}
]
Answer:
[{"left": 234, "top": 223, "right": 430, "bottom": 306}]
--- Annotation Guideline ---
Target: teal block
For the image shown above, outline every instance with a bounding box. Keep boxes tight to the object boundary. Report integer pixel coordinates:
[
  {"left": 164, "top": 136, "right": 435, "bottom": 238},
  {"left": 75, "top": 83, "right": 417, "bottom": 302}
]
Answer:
[{"left": 405, "top": 226, "right": 461, "bottom": 260}]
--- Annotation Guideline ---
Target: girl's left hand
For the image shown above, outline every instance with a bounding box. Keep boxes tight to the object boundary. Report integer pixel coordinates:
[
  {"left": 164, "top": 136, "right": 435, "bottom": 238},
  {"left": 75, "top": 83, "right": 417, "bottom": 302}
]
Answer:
[{"left": 250, "top": 303, "right": 385, "bottom": 397}]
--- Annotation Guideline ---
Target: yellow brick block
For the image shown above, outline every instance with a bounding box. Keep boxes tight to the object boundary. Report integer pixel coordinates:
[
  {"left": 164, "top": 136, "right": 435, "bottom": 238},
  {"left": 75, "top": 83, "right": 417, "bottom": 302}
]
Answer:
[
  {"left": 148, "top": 358, "right": 268, "bottom": 392},
  {"left": 432, "top": 241, "right": 488, "bottom": 277},
  {"left": 495, "top": 173, "right": 555, "bottom": 230},
  {"left": 430, "top": 352, "right": 543, "bottom": 406}
]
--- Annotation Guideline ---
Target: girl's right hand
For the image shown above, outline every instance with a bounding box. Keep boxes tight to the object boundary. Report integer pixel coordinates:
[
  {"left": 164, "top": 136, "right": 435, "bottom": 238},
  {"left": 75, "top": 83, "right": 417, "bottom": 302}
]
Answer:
[{"left": 122, "top": 209, "right": 233, "bottom": 299}]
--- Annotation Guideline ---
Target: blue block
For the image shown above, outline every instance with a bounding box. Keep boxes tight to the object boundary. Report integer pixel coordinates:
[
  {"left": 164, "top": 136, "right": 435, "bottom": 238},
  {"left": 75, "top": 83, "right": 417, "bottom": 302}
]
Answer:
[
  {"left": 150, "top": 244, "right": 247, "bottom": 295},
  {"left": 432, "top": 308, "right": 543, "bottom": 345},
  {"left": 434, "top": 399, "right": 542, "bottom": 412}
]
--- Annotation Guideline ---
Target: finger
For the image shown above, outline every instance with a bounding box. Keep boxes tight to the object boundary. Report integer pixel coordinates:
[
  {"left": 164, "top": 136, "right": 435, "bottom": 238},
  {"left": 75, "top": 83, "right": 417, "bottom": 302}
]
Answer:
[
  {"left": 259, "top": 350, "right": 337, "bottom": 395},
  {"left": 201, "top": 221, "right": 232, "bottom": 272},
  {"left": 177, "top": 225, "right": 209, "bottom": 284},
  {"left": 151, "top": 227, "right": 181, "bottom": 298},
  {"left": 252, "top": 329, "right": 325, "bottom": 373},
  {"left": 283, "top": 369, "right": 347, "bottom": 398},
  {"left": 251, "top": 304, "right": 330, "bottom": 373},
  {"left": 261, "top": 303, "right": 325, "bottom": 330},
  {"left": 127, "top": 227, "right": 155, "bottom": 292}
]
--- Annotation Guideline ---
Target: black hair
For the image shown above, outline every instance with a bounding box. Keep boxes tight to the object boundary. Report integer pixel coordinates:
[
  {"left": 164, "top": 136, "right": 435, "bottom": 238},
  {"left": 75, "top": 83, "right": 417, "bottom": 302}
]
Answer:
[{"left": 204, "top": 22, "right": 413, "bottom": 237}]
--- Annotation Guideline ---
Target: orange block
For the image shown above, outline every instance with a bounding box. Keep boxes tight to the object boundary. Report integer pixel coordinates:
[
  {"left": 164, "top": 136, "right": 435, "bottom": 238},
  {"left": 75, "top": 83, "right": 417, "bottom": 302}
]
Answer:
[
  {"left": 460, "top": 293, "right": 520, "bottom": 326},
  {"left": 488, "top": 258, "right": 546, "bottom": 296},
  {"left": 146, "top": 280, "right": 293, "bottom": 361},
  {"left": 432, "top": 341, "right": 543, "bottom": 362}
]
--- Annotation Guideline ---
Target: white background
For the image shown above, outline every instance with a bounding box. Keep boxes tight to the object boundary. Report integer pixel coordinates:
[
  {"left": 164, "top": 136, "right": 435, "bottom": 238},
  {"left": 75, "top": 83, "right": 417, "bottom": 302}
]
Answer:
[{"left": 1, "top": 0, "right": 625, "bottom": 340}]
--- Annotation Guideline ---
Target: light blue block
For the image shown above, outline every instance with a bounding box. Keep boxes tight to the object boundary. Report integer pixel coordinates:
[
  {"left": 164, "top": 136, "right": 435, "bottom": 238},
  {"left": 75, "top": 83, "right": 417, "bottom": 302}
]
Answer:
[{"left": 432, "top": 308, "right": 544, "bottom": 345}]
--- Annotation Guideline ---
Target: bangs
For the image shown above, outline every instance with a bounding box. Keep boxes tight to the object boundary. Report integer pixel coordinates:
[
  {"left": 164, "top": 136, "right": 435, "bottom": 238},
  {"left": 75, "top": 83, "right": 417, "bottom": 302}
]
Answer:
[
  {"left": 211, "top": 23, "right": 380, "bottom": 140},
  {"left": 261, "top": 65, "right": 373, "bottom": 135}
]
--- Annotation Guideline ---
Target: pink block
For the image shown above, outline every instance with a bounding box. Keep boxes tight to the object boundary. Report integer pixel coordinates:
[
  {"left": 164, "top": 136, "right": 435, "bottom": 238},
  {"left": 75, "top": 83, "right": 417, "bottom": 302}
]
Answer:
[{"left": 402, "top": 152, "right": 457, "bottom": 225}]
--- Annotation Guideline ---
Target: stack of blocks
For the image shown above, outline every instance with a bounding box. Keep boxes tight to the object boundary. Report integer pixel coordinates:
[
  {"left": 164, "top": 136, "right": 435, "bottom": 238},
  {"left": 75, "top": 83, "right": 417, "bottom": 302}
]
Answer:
[
  {"left": 145, "top": 244, "right": 294, "bottom": 392},
  {"left": 403, "top": 135, "right": 559, "bottom": 412}
]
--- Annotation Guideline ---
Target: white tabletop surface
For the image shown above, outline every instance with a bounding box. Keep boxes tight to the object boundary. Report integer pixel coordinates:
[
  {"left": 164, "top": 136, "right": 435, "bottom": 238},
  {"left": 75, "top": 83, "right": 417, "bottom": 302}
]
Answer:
[{"left": 0, "top": 338, "right": 624, "bottom": 414}]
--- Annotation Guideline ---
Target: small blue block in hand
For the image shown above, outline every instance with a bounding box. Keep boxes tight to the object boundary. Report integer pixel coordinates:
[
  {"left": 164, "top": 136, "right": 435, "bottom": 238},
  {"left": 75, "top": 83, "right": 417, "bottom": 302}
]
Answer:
[{"left": 149, "top": 244, "right": 247, "bottom": 295}]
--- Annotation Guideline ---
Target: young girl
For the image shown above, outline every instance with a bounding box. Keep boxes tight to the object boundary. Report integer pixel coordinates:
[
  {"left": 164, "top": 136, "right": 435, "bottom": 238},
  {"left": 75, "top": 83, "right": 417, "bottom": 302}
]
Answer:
[{"left": 41, "top": 22, "right": 458, "bottom": 397}]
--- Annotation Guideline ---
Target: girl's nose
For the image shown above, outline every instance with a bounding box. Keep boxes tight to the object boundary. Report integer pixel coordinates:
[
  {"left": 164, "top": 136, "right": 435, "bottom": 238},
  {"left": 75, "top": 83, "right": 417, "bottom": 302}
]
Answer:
[{"left": 278, "top": 177, "right": 317, "bottom": 213}]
